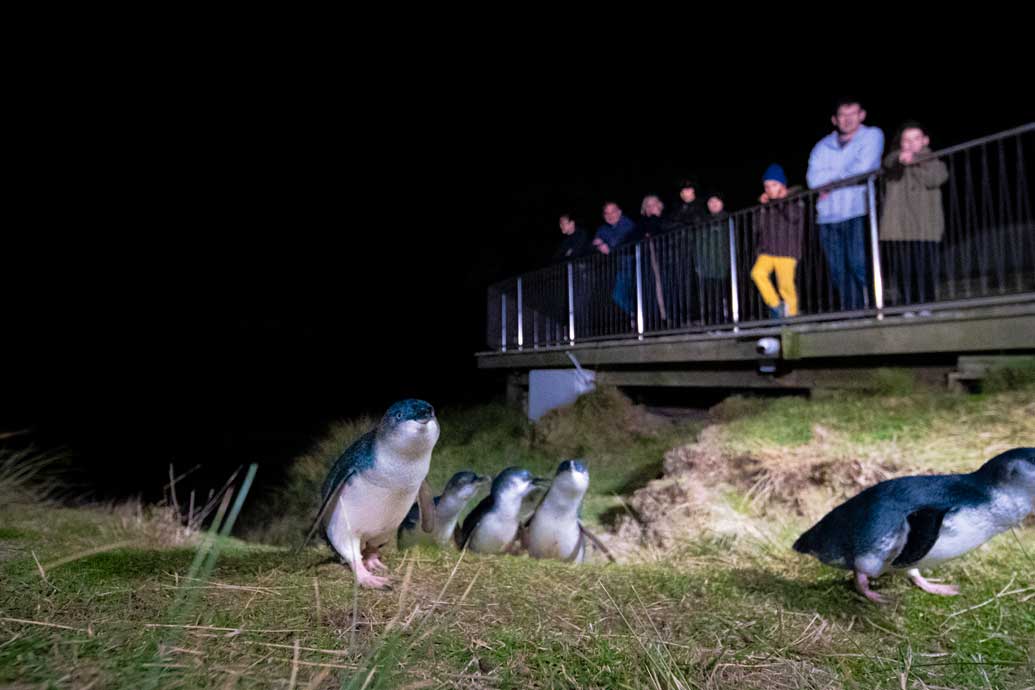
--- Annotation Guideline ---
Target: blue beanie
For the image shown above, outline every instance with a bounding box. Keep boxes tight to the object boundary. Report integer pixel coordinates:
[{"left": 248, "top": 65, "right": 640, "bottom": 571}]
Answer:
[{"left": 762, "top": 163, "right": 787, "bottom": 186}]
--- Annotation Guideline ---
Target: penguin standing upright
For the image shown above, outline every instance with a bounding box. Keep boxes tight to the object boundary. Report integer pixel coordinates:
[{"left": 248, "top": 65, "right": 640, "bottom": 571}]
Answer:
[
  {"left": 525, "top": 460, "right": 590, "bottom": 563},
  {"left": 301, "top": 399, "right": 439, "bottom": 589},
  {"left": 457, "top": 467, "right": 545, "bottom": 554},
  {"left": 397, "top": 471, "right": 489, "bottom": 549},
  {"left": 794, "top": 447, "right": 1035, "bottom": 603}
]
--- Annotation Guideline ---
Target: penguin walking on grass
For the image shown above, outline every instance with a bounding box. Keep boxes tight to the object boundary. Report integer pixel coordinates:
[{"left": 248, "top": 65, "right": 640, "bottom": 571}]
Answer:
[
  {"left": 300, "top": 399, "right": 439, "bottom": 589},
  {"left": 397, "top": 471, "right": 489, "bottom": 549},
  {"left": 523, "top": 460, "right": 615, "bottom": 564},
  {"left": 793, "top": 447, "right": 1035, "bottom": 603},
  {"left": 457, "top": 467, "right": 546, "bottom": 554}
]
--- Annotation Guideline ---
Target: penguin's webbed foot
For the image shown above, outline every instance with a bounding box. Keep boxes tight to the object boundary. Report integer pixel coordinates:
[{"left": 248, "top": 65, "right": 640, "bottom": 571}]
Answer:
[
  {"left": 364, "top": 555, "right": 389, "bottom": 573},
  {"left": 854, "top": 571, "right": 888, "bottom": 604},
  {"left": 907, "top": 569, "right": 960, "bottom": 596},
  {"left": 355, "top": 569, "right": 392, "bottom": 589}
]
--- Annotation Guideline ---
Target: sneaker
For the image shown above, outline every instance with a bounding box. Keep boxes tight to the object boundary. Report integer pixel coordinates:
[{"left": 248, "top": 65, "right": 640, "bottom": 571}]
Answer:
[
  {"left": 769, "top": 305, "right": 783, "bottom": 319},
  {"left": 903, "top": 311, "right": 917, "bottom": 318},
  {"left": 918, "top": 309, "right": 932, "bottom": 317}
]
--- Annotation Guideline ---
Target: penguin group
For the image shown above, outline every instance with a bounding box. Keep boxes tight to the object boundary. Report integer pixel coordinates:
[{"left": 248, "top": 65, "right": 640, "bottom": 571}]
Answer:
[
  {"left": 303, "top": 398, "right": 1035, "bottom": 602},
  {"left": 304, "top": 399, "right": 612, "bottom": 589}
]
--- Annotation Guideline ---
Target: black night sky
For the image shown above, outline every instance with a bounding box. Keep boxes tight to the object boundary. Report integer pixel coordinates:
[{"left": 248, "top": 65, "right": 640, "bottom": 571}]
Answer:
[{"left": 3, "top": 52, "right": 1031, "bottom": 500}]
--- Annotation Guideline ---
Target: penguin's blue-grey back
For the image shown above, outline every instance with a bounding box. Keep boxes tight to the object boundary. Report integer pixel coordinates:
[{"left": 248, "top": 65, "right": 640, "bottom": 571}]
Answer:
[
  {"left": 457, "top": 493, "right": 494, "bottom": 548},
  {"left": 321, "top": 431, "right": 377, "bottom": 501},
  {"left": 793, "top": 473, "right": 991, "bottom": 566},
  {"left": 456, "top": 467, "right": 532, "bottom": 548},
  {"left": 973, "top": 447, "right": 1035, "bottom": 484}
]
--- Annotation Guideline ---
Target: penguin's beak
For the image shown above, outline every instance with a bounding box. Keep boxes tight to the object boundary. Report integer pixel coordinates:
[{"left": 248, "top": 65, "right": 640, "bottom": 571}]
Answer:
[{"left": 532, "top": 476, "right": 551, "bottom": 488}]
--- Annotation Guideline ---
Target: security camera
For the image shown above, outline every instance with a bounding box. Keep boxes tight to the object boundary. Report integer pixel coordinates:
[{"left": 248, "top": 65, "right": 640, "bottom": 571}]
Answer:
[{"left": 756, "top": 337, "right": 780, "bottom": 357}]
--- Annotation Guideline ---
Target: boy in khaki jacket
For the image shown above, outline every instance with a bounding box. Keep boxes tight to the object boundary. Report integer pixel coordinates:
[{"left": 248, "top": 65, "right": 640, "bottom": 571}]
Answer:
[{"left": 879, "top": 122, "right": 949, "bottom": 307}]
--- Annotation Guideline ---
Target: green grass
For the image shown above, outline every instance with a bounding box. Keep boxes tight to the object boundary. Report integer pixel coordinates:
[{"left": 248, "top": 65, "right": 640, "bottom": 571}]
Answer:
[{"left": 2, "top": 386, "right": 1034, "bottom": 688}]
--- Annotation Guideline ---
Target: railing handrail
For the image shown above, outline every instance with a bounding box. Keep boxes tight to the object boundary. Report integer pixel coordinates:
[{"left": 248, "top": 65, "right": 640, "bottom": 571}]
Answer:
[
  {"left": 504, "top": 122, "right": 1035, "bottom": 284},
  {"left": 486, "top": 124, "right": 1033, "bottom": 351}
]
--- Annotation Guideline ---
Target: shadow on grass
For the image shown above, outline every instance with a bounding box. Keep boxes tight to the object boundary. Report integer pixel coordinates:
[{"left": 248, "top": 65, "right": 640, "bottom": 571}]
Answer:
[{"left": 727, "top": 567, "right": 892, "bottom": 619}]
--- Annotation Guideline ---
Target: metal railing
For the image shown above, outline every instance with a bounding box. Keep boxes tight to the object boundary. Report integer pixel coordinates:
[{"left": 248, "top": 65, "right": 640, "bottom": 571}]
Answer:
[{"left": 486, "top": 124, "right": 1034, "bottom": 350}]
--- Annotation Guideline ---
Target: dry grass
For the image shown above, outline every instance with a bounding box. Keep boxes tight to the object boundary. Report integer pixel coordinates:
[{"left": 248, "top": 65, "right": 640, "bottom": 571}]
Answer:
[{"left": 2, "top": 387, "right": 1034, "bottom": 688}]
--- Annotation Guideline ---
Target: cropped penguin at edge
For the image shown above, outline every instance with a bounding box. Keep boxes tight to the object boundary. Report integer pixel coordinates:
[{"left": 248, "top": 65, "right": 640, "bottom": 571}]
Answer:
[
  {"left": 522, "top": 460, "right": 615, "bottom": 564},
  {"left": 299, "top": 399, "right": 440, "bottom": 589},
  {"left": 397, "top": 471, "right": 489, "bottom": 549},
  {"left": 793, "top": 447, "right": 1035, "bottom": 603}
]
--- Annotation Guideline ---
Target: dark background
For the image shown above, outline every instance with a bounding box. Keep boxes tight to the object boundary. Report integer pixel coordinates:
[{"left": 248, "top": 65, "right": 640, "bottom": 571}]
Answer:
[{"left": 3, "top": 55, "right": 1031, "bottom": 501}]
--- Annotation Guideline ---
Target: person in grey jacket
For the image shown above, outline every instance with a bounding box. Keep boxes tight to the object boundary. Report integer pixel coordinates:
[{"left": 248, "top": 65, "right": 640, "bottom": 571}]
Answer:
[
  {"left": 879, "top": 122, "right": 949, "bottom": 308},
  {"left": 807, "top": 98, "right": 884, "bottom": 311}
]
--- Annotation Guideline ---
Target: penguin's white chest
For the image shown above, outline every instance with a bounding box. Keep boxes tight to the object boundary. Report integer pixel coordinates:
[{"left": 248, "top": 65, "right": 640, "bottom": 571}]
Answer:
[
  {"left": 328, "top": 452, "right": 429, "bottom": 548},
  {"left": 468, "top": 511, "right": 519, "bottom": 553},
  {"left": 527, "top": 512, "right": 582, "bottom": 562},
  {"left": 912, "top": 494, "right": 1029, "bottom": 568}
]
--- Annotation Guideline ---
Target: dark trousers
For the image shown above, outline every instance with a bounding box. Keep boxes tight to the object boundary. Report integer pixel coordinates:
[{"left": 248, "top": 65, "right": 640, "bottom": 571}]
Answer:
[
  {"left": 820, "top": 216, "right": 869, "bottom": 311},
  {"left": 884, "top": 240, "right": 939, "bottom": 306},
  {"left": 696, "top": 275, "right": 729, "bottom": 325}
]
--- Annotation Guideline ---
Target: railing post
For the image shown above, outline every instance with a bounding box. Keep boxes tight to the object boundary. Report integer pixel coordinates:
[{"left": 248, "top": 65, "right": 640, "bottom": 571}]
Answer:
[
  {"left": 728, "top": 216, "right": 740, "bottom": 330},
  {"left": 567, "top": 262, "right": 576, "bottom": 344},
  {"left": 516, "top": 277, "right": 524, "bottom": 350},
  {"left": 500, "top": 292, "right": 507, "bottom": 352},
  {"left": 867, "top": 175, "right": 885, "bottom": 318},
  {"left": 635, "top": 244, "right": 644, "bottom": 339}
]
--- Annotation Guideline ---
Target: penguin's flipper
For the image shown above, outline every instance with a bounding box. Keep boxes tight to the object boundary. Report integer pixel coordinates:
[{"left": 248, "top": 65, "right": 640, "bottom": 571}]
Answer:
[
  {"left": 891, "top": 507, "right": 950, "bottom": 567},
  {"left": 418, "top": 480, "right": 436, "bottom": 533},
  {"left": 579, "top": 524, "right": 617, "bottom": 563},
  {"left": 297, "top": 480, "right": 349, "bottom": 556},
  {"left": 458, "top": 495, "right": 493, "bottom": 549},
  {"left": 518, "top": 521, "right": 531, "bottom": 551},
  {"left": 296, "top": 432, "right": 376, "bottom": 556}
]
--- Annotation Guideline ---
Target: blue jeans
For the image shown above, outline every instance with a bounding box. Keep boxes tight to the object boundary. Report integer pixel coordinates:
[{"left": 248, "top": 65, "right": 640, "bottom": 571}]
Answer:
[
  {"left": 613, "top": 267, "right": 635, "bottom": 316},
  {"left": 820, "top": 216, "right": 869, "bottom": 311}
]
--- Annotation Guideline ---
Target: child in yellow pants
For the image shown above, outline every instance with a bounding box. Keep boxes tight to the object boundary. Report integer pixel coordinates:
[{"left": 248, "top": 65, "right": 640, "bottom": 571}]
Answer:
[
  {"left": 751, "top": 254, "right": 798, "bottom": 317},
  {"left": 750, "top": 164, "right": 804, "bottom": 318}
]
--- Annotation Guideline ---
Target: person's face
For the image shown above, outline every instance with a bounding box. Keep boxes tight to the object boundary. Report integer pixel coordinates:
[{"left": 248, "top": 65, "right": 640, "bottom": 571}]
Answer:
[
  {"left": 899, "top": 127, "right": 929, "bottom": 155},
  {"left": 559, "top": 216, "right": 576, "bottom": 234},
  {"left": 643, "top": 197, "right": 662, "bottom": 217},
  {"left": 603, "top": 204, "right": 622, "bottom": 225},
  {"left": 832, "top": 104, "right": 866, "bottom": 137},
  {"left": 764, "top": 180, "right": 788, "bottom": 199},
  {"left": 707, "top": 196, "right": 724, "bottom": 214},
  {"left": 679, "top": 187, "right": 696, "bottom": 203}
]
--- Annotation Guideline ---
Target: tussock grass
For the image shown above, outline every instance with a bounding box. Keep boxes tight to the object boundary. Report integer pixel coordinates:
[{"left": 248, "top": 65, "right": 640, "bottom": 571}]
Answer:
[{"left": 2, "top": 385, "right": 1034, "bottom": 688}]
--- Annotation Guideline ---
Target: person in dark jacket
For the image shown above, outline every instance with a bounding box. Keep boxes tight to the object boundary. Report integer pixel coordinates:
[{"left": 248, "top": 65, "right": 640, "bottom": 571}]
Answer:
[
  {"left": 657, "top": 179, "right": 707, "bottom": 325},
  {"left": 552, "top": 213, "right": 592, "bottom": 263},
  {"left": 637, "top": 195, "right": 669, "bottom": 326},
  {"left": 695, "top": 192, "right": 731, "bottom": 323},
  {"left": 750, "top": 164, "right": 805, "bottom": 318},
  {"left": 664, "top": 178, "right": 708, "bottom": 234},
  {"left": 593, "top": 202, "right": 638, "bottom": 320}
]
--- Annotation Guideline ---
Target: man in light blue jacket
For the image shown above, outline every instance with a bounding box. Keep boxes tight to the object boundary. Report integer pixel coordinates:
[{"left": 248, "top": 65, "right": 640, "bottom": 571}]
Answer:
[{"left": 807, "top": 98, "right": 884, "bottom": 311}]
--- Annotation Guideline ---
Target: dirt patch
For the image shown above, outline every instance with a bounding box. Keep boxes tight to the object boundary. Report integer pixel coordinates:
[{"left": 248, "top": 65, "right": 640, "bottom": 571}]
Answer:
[{"left": 613, "top": 423, "right": 903, "bottom": 550}]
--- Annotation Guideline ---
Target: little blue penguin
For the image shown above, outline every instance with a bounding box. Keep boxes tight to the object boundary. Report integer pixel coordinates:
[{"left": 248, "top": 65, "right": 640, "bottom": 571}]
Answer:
[
  {"left": 301, "top": 399, "right": 440, "bottom": 589},
  {"left": 793, "top": 447, "right": 1035, "bottom": 603},
  {"left": 397, "top": 471, "right": 489, "bottom": 549},
  {"left": 457, "top": 467, "right": 546, "bottom": 554},
  {"left": 523, "top": 460, "right": 615, "bottom": 564},
  {"left": 524, "top": 460, "right": 590, "bottom": 563}
]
